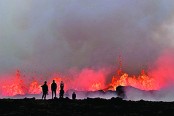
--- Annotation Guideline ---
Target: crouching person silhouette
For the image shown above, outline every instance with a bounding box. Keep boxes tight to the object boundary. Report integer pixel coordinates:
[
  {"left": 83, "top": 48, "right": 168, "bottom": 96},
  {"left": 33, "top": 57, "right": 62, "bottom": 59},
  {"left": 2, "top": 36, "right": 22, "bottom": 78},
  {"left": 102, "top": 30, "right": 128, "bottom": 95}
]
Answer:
[
  {"left": 72, "top": 92, "right": 76, "bottom": 100},
  {"left": 41, "top": 81, "right": 48, "bottom": 100}
]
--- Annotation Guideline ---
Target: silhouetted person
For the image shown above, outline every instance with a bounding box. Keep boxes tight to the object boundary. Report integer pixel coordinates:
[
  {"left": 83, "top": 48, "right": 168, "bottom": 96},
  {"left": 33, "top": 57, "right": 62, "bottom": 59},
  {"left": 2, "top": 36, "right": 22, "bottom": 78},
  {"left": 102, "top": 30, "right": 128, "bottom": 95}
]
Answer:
[
  {"left": 60, "top": 81, "right": 64, "bottom": 90},
  {"left": 72, "top": 92, "right": 76, "bottom": 100},
  {"left": 41, "top": 81, "right": 48, "bottom": 100},
  {"left": 116, "top": 86, "right": 126, "bottom": 99},
  {"left": 59, "top": 81, "right": 64, "bottom": 99},
  {"left": 59, "top": 89, "right": 64, "bottom": 99},
  {"left": 51, "top": 80, "right": 57, "bottom": 99}
]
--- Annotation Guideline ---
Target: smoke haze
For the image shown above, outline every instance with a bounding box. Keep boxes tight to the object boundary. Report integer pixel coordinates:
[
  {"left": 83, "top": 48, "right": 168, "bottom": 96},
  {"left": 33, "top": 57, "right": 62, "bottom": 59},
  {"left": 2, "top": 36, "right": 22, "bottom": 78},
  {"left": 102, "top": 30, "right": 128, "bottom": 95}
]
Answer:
[{"left": 0, "top": 0, "right": 174, "bottom": 75}]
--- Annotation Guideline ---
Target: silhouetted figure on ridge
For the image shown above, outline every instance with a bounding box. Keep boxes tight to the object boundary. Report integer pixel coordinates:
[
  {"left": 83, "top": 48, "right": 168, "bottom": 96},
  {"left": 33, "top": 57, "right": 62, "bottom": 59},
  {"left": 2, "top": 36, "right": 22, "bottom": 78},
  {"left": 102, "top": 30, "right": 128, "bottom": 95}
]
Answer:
[
  {"left": 60, "top": 81, "right": 64, "bottom": 90},
  {"left": 51, "top": 80, "right": 57, "bottom": 99},
  {"left": 41, "top": 81, "right": 48, "bottom": 100},
  {"left": 72, "top": 92, "right": 76, "bottom": 100},
  {"left": 116, "top": 86, "right": 126, "bottom": 99},
  {"left": 59, "top": 81, "right": 64, "bottom": 99}
]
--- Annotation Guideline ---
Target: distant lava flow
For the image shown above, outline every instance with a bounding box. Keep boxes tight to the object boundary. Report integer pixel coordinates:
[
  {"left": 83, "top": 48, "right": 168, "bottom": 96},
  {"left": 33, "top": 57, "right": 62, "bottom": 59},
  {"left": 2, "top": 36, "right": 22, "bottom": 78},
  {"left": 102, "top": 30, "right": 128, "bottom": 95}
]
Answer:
[
  {"left": 0, "top": 67, "right": 160, "bottom": 97},
  {"left": 3, "top": 53, "right": 174, "bottom": 97},
  {"left": 1, "top": 51, "right": 174, "bottom": 97},
  {"left": 106, "top": 69, "right": 159, "bottom": 91}
]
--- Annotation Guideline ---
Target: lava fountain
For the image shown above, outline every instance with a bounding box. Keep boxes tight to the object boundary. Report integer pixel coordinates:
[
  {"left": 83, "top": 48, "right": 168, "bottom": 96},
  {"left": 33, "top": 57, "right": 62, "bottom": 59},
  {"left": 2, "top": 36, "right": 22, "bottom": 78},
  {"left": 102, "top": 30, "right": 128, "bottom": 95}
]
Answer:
[
  {"left": 0, "top": 68, "right": 158, "bottom": 97},
  {"left": 0, "top": 51, "right": 174, "bottom": 97}
]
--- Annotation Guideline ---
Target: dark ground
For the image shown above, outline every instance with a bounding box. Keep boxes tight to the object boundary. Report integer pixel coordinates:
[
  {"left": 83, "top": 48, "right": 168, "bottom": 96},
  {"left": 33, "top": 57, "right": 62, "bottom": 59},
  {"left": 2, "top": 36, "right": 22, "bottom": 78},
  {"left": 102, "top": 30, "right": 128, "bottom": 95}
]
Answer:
[{"left": 0, "top": 97, "right": 174, "bottom": 116}]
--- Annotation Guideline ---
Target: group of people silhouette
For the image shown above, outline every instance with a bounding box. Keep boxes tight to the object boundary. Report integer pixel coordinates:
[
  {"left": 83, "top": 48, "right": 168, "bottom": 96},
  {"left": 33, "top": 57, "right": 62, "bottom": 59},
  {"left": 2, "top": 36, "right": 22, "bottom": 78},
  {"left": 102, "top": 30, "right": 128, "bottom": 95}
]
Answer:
[{"left": 41, "top": 80, "right": 76, "bottom": 100}]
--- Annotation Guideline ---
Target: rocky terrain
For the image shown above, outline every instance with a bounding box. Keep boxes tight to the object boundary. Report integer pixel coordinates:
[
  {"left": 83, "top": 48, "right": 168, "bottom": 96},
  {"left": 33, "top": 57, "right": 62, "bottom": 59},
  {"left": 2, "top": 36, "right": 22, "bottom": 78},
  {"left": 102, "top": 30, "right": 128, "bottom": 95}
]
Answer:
[{"left": 0, "top": 97, "right": 174, "bottom": 116}]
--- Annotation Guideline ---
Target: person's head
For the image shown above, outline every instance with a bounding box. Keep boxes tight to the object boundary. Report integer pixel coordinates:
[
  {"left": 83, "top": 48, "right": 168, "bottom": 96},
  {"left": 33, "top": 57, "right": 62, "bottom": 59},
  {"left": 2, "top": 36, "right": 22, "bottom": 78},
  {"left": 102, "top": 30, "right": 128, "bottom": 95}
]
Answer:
[
  {"left": 44, "top": 81, "right": 47, "bottom": 84},
  {"left": 53, "top": 80, "right": 55, "bottom": 83}
]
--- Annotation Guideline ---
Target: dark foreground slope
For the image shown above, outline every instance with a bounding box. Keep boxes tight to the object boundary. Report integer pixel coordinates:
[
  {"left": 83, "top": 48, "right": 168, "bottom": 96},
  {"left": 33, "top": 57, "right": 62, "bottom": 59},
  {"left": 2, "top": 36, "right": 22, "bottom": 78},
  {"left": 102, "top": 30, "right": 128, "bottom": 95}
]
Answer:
[{"left": 0, "top": 97, "right": 174, "bottom": 116}]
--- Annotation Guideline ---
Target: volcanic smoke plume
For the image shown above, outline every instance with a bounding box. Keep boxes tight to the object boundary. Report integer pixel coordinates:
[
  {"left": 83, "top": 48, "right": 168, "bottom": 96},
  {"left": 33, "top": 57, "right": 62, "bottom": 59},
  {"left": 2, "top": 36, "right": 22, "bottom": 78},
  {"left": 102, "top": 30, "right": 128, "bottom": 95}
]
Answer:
[{"left": 1, "top": 0, "right": 174, "bottom": 100}]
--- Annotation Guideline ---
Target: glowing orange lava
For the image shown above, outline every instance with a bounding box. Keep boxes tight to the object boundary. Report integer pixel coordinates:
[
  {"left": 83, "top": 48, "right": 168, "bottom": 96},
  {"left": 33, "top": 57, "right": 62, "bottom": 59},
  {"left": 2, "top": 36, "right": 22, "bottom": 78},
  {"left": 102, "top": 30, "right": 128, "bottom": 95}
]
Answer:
[
  {"left": 107, "top": 69, "right": 159, "bottom": 91},
  {"left": 0, "top": 67, "right": 160, "bottom": 97},
  {"left": 1, "top": 70, "right": 26, "bottom": 96},
  {"left": 1, "top": 51, "right": 174, "bottom": 97},
  {"left": 28, "top": 80, "right": 42, "bottom": 94}
]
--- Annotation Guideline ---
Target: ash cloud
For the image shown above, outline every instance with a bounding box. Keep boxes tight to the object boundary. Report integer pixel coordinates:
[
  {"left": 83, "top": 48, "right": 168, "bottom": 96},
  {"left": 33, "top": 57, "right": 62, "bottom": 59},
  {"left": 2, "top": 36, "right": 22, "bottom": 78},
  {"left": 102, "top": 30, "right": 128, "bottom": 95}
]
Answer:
[{"left": 0, "top": 0, "right": 174, "bottom": 76}]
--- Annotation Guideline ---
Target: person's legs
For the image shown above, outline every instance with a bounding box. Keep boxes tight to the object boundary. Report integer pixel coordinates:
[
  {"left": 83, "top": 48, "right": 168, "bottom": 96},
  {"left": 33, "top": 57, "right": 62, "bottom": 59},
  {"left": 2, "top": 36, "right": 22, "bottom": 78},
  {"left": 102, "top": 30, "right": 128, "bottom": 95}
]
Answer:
[
  {"left": 54, "top": 90, "right": 56, "bottom": 97},
  {"left": 44, "top": 93, "right": 46, "bottom": 100},
  {"left": 42, "top": 93, "right": 45, "bottom": 99},
  {"left": 42, "top": 92, "right": 47, "bottom": 100},
  {"left": 55, "top": 90, "right": 56, "bottom": 98},
  {"left": 52, "top": 91, "right": 53, "bottom": 99}
]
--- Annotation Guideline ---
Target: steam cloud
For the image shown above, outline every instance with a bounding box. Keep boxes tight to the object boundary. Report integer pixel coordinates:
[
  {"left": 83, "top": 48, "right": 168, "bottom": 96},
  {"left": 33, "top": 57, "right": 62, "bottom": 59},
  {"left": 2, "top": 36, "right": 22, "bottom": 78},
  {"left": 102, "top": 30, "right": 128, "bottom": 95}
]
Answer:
[{"left": 0, "top": 0, "right": 174, "bottom": 75}]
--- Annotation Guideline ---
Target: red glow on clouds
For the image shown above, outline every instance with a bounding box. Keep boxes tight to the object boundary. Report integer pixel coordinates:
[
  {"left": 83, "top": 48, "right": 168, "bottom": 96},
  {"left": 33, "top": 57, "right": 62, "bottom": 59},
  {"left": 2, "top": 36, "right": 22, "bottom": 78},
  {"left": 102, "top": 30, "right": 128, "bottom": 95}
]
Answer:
[
  {"left": 0, "top": 50, "right": 174, "bottom": 97},
  {"left": 68, "top": 69, "right": 106, "bottom": 91},
  {"left": 149, "top": 50, "right": 174, "bottom": 88}
]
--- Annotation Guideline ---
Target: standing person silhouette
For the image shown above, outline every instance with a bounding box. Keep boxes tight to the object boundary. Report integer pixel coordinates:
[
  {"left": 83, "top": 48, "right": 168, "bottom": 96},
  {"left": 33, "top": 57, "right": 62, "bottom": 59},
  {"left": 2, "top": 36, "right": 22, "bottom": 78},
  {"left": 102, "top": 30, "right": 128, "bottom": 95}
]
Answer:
[
  {"left": 51, "top": 80, "right": 57, "bottom": 99},
  {"left": 59, "top": 81, "right": 64, "bottom": 99},
  {"left": 41, "top": 81, "right": 48, "bottom": 100},
  {"left": 60, "top": 81, "right": 64, "bottom": 90}
]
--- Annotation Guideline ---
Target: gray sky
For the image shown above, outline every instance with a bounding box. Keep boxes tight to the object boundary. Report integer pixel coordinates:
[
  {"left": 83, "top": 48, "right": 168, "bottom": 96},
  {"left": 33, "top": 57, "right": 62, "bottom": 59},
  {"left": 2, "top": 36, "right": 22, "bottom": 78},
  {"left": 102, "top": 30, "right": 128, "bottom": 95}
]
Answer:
[{"left": 0, "top": 0, "right": 174, "bottom": 76}]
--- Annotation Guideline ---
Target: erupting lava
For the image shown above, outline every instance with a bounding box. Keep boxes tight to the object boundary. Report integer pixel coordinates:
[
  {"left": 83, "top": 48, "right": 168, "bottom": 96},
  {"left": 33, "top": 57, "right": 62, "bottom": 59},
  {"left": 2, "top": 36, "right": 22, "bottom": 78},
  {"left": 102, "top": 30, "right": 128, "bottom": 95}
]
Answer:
[
  {"left": 0, "top": 68, "right": 159, "bottom": 97},
  {"left": 1, "top": 52, "right": 173, "bottom": 97},
  {"left": 104, "top": 55, "right": 159, "bottom": 91},
  {"left": 107, "top": 69, "right": 159, "bottom": 91},
  {"left": 1, "top": 70, "right": 27, "bottom": 96}
]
